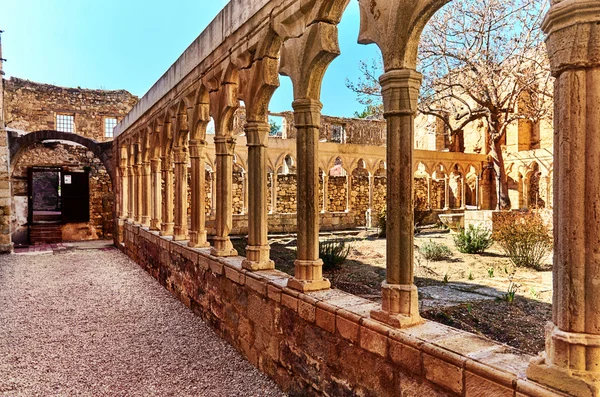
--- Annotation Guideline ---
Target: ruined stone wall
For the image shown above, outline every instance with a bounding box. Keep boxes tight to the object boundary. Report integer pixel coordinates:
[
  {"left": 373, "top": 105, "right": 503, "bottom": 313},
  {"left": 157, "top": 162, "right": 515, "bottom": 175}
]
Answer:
[
  {"left": 3, "top": 77, "right": 137, "bottom": 141},
  {"left": 350, "top": 175, "right": 369, "bottom": 226},
  {"left": 373, "top": 177, "right": 386, "bottom": 215},
  {"left": 276, "top": 174, "right": 297, "bottom": 213},
  {"left": 327, "top": 176, "right": 347, "bottom": 212},
  {"left": 122, "top": 222, "right": 552, "bottom": 397},
  {"left": 11, "top": 142, "right": 112, "bottom": 244},
  {"left": 205, "top": 170, "right": 213, "bottom": 216},
  {"left": 232, "top": 166, "right": 244, "bottom": 215}
]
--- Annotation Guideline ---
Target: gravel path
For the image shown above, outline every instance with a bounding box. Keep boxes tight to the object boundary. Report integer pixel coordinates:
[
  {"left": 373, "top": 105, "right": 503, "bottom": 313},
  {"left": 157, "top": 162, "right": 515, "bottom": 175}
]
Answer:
[{"left": 0, "top": 248, "right": 284, "bottom": 397}]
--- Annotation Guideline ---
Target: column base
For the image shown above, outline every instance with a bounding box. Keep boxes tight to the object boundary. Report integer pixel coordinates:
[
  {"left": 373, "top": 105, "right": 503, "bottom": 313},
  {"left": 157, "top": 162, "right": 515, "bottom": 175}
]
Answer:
[
  {"left": 160, "top": 222, "right": 174, "bottom": 236},
  {"left": 370, "top": 282, "right": 423, "bottom": 328},
  {"left": 210, "top": 237, "right": 238, "bottom": 257},
  {"left": 287, "top": 277, "right": 331, "bottom": 292},
  {"left": 527, "top": 323, "right": 600, "bottom": 397},
  {"left": 173, "top": 227, "right": 188, "bottom": 241},
  {"left": 242, "top": 245, "right": 275, "bottom": 271},
  {"left": 150, "top": 219, "right": 161, "bottom": 231},
  {"left": 141, "top": 216, "right": 151, "bottom": 227},
  {"left": 288, "top": 259, "right": 331, "bottom": 292},
  {"left": 188, "top": 231, "right": 210, "bottom": 248}
]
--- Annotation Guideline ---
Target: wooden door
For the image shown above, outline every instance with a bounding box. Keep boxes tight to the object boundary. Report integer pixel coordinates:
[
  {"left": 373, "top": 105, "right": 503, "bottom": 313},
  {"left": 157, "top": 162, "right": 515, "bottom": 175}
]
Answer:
[{"left": 61, "top": 172, "right": 90, "bottom": 223}]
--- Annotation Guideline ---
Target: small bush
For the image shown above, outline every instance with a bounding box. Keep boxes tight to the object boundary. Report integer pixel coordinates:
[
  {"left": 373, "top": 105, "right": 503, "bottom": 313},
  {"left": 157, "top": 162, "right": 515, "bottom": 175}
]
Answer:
[
  {"left": 320, "top": 239, "right": 351, "bottom": 272},
  {"left": 419, "top": 240, "right": 452, "bottom": 261},
  {"left": 453, "top": 225, "right": 493, "bottom": 254},
  {"left": 493, "top": 211, "right": 552, "bottom": 270}
]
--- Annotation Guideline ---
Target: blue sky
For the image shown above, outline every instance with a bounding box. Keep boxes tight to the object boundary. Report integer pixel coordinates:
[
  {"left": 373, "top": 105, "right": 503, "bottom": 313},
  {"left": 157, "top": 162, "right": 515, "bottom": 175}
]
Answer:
[{"left": 0, "top": 0, "right": 381, "bottom": 117}]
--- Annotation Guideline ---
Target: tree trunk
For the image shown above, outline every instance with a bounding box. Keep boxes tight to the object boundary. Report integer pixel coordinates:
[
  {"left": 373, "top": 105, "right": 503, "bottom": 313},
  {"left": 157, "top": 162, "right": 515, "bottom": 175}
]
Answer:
[{"left": 489, "top": 137, "right": 511, "bottom": 209}]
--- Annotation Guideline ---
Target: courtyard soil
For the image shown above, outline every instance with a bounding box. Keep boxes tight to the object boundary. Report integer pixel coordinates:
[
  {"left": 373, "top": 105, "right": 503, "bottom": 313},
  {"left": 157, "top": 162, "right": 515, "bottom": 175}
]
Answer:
[
  {"left": 0, "top": 247, "right": 284, "bottom": 397},
  {"left": 236, "top": 230, "right": 553, "bottom": 356}
]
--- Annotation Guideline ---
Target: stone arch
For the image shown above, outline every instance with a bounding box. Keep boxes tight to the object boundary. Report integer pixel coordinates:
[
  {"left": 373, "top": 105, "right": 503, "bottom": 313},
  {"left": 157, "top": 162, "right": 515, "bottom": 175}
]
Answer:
[{"left": 8, "top": 130, "right": 114, "bottom": 179}]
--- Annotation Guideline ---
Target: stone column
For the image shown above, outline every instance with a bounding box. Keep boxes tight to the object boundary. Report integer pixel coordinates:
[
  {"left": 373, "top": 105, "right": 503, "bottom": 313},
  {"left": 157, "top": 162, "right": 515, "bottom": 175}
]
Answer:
[
  {"left": 120, "top": 164, "right": 128, "bottom": 220},
  {"left": 242, "top": 122, "right": 274, "bottom": 270},
  {"left": 371, "top": 69, "right": 422, "bottom": 328},
  {"left": 527, "top": 3, "right": 600, "bottom": 396},
  {"left": 127, "top": 161, "right": 134, "bottom": 222},
  {"left": 210, "top": 136, "right": 237, "bottom": 257},
  {"left": 141, "top": 161, "right": 151, "bottom": 227},
  {"left": 475, "top": 176, "right": 480, "bottom": 210},
  {"left": 270, "top": 172, "right": 278, "bottom": 214},
  {"left": 188, "top": 140, "right": 209, "bottom": 248},
  {"left": 134, "top": 156, "right": 143, "bottom": 224},
  {"left": 173, "top": 146, "right": 189, "bottom": 241},
  {"left": 427, "top": 176, "right": 432, "bottom": 209},
  {"left": 460, "top": 175, "right": 466, "bottom": 210},
  {"left": 150, "top": 158, "right": 162, "bottom": 231},
  {"left": 288, "top": 99, "right": 330, "bottom": 292},
  {"left": 160, "top": 155, "right": 174, "bottom": 236},
  {"left": 443, "top": 175, "right": 450, "bottom": 210},
  {"left": 323, "top": 174, "right": 329, "bottom": 212}
]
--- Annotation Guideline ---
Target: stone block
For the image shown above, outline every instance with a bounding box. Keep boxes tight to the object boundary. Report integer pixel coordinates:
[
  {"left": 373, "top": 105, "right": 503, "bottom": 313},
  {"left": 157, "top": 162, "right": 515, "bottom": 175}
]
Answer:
[
  {"left": 297, "top": 300, "right": 316, "bottom": 323},
  {"left": 465, "top": 371, "right": 513, "bottom": 397},
  {"left": 281, "top": 293, "right": 298, "bottom": 312},
  {"left": 336, "top": 314, "right": 360, "bottom": 344},
  {"left": 423, "top": 353, "right": 464, "bottom": 395},
  {"left": 315, "top": 307, "right": 336, "bottom": 334},
  {"left": 389, "top": 339, "right": 423, "bottom": 376}
]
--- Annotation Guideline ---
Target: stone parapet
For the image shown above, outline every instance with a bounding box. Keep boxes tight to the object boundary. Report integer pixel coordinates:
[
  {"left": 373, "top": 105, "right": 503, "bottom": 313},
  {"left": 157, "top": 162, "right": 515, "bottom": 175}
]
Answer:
[{"left": 121, "top": 221, "right": 567, "bottom": 396}]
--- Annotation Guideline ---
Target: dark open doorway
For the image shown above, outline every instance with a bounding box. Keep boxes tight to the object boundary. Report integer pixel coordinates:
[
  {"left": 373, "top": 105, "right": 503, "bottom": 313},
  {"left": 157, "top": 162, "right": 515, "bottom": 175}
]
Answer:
[{"left": 28, "top": 167, "right": 62, "bottom": 224}]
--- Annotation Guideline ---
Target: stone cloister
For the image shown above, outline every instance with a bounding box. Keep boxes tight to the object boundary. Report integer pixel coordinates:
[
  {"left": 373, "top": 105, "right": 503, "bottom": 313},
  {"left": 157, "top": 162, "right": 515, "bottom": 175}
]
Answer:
[
  {"left": 199, "top": 134, "right": 488, "bottom": 234},
  {"left": 114, "top": 0, "right": 600, "bottom": 395}
]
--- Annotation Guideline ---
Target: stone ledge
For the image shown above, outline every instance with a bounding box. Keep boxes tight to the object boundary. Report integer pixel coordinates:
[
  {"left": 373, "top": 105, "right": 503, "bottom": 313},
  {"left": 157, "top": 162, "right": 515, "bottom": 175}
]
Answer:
[{"left": 121, "top": 221, "right": 567, "bottom": 396}]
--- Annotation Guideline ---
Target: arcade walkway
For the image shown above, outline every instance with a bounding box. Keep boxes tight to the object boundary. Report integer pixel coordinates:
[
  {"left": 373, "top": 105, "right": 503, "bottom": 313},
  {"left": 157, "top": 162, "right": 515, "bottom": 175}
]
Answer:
[{"left": 0, "top": 246, "right": 283, "bottom": 397}]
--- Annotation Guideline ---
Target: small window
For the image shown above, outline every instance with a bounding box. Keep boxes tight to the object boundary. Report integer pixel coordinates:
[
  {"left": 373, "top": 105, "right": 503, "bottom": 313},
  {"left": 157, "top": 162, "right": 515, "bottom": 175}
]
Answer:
[
  {"left": 104, "top": 117, "right": 118, "bottom": 138},
  {"left": 56, "top": 114, "right": 74, "bottom": 133},
  {"left": 331, "top": 124, "right": 346, "bottom": 144}
]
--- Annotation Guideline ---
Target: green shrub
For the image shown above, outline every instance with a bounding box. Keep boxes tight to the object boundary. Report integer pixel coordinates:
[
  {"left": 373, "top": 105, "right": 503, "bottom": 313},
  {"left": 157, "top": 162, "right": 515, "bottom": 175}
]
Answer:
[
  {"left": 493, "top": 211, "right": 552, "bottom": 270},
  {"left": 419, "top": 240, "right": 452, "bottom": 261},
  {"left": 319, "top": 239, "right": 351, "bottom": 272},
  {"left": 453, "top": 225, "right": 493, "bottom": 254}
]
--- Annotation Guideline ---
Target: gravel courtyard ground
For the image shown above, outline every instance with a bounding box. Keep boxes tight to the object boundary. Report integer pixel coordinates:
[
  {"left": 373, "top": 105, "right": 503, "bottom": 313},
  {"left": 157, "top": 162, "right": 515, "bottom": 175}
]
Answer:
[{"left": 0, "top": 247, "right": 284, "bottom": 397}]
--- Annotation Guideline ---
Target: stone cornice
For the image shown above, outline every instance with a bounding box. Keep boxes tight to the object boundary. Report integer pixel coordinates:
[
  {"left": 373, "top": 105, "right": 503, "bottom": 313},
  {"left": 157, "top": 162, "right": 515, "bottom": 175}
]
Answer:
[{"left": 542, "top": 0, "right": 600, "bottom": 34}]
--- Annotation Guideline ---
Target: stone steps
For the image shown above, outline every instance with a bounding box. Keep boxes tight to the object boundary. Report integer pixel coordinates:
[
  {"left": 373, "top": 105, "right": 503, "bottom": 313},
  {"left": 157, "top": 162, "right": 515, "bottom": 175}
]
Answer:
[{"left": 30, "top": 224, "right": 63, "bottom": 245}]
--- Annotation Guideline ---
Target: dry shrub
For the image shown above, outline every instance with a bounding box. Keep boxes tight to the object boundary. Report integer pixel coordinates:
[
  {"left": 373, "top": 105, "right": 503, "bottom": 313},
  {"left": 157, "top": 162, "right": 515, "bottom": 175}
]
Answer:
[{"left": 493, "top": 211, "right": 552, "bottom": 270}]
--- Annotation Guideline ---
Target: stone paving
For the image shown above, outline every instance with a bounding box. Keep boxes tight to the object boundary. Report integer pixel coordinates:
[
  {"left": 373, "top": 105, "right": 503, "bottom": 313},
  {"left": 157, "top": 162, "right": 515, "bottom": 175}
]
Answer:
[{"left": 0, "top": 246, "right": 284, "bottom": 396}]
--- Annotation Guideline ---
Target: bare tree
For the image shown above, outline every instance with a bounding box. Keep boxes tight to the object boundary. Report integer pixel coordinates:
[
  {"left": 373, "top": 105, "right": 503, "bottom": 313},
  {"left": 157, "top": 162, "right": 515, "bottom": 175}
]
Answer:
[{"left": 346, "top": 0, "right": 553, "bottom": 209}]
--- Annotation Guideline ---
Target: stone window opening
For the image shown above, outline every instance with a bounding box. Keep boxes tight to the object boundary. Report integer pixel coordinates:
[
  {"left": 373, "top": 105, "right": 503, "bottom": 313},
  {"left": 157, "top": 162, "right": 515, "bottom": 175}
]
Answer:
[
  {"left": 104, "top": 117, "right": 118, "bottom": 138},
  {"left": 56, "top": 114, "right": 74, "bottom": 133},
  {"left": 331, "top": 124, "right": 346, "bottom": 144}
]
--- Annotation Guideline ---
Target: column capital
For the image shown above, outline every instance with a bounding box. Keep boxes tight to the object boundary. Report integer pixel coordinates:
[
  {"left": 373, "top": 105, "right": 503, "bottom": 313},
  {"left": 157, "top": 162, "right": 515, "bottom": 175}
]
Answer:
[
  {"left": 379, "top": 69, "right": 423, "bottom": 117},
  {"left": 245, "top": 122, "right": 270, "bottom": 147},
  {"left": 292, "top": 99, "right": 323, "bottom": 130},
  {"left": 543, "top": 0, "right": 600, "bottom": 75},
  {"left": 214, "top": 136, "right": 236, "bottom": 156},
  {"left": 173, "top": 146, "right": 188, "bottom": 164},
  {"left": 189, "top": 139, "right": 207, "bottom": 158}
]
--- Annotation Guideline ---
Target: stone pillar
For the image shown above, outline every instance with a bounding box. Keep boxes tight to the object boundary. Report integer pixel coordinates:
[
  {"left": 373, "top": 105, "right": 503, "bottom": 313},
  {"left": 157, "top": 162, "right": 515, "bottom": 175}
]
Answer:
[
  {"left": 443, "top": 175, "right": 450, "bottom": 210},
  {"left": 527, "top": 3, "right": 600, "bottom": 396},
  {"left": 173, "top": 146, "right": 189, "bottom": 241},
  {"left": 475, "top": 176, "right": 480, "bottom": 210},
  {"left": 271, "top": 172, "right": 278, "bottom": 214},
  {"left": 323, "top": 174, "right": 329, "bottom": 212},
  {"left": 141, "top": 161, "right": 151, "bottom": 227},
  {"left": 371, "top": 69, "right": 422, "bottom": 328},
  {"left": 120, "top": 164, "right": 129, "bottom": 220},
  {"left": 150, "top": 158, "right": 162, "bottom": 231},
  {"left": 242, "top": 122, "right": 274, "bottom": 270},
  {"left": 210, "top": 136, "right": 237, "bottom": 257},
  {"left": 160, "top": 155, "right": 174, "bottom": 236},
  {"left": 346, "top": 174, "right": 352, "bottom": 212},
  {"left": 427, "top": 176, "right": 432, "bottom": 209},
  {"left": 188, "top": 140, "right": 209, "bottom": 248},
  {"left": 127, "top": 161, "right": 134, "bottom": 222},
  {"left": 288, "top": 99, "right": 330, "bottom": 292},
  {"left": 460, "top": 175, "right": 466, "bottom": 210},
  {"left": 134, "top": 156, "right": 142, "bottom": 224}
]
